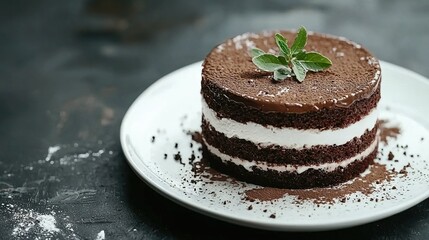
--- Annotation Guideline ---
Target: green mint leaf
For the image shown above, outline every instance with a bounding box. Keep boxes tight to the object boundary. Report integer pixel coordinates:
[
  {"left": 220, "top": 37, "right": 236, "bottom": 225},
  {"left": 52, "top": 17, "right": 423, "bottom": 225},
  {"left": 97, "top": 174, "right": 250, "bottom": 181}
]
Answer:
[
  {"left": 298, "top": 52, "right": 332, "bottom": 71},
  {"left": 248, "top": 48, "right": 265, "bottom": 58},
  {"left": 291, "top": 58, "right": 307, "bottom": 82},
  {"left": 275, "top": 33, "right": 291, "bottom": 59},
  {"left": 273, "top": 67, "right": 292, "bottom": 81},
  {"left": 278, "top": 55, "right": 288, "bottom": 65},
  {"left": 291, "top": 27, "right": 307, "bottom": 55},
  {"left": 252, "top": 54, "right": 285, "bottom": 72},
  {"left": 294, "top": 50, "right": 307, "bottom": 60},
  {"left": 249, "top": 27, "right": 332, "bottom": 83}
]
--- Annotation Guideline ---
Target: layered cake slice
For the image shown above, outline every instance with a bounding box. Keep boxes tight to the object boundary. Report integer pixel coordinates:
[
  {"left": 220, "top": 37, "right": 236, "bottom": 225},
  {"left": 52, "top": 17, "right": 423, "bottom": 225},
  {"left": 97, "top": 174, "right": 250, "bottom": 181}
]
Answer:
[{"left": 201, "top": 29, "right": 381, "bottom": 189}]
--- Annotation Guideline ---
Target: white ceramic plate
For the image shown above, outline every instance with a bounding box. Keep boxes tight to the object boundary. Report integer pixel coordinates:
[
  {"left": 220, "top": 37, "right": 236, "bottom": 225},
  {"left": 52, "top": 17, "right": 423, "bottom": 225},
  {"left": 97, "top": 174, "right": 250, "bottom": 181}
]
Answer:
[{"left": 120, "top": 61, "right": 429, "bottom": 231}]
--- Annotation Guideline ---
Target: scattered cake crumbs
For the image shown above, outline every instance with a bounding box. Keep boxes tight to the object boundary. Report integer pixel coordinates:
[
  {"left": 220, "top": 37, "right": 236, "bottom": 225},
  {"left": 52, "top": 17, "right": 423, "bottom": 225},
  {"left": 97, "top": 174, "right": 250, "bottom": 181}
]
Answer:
[{"left": 152, "top": 111, "right": 426, "bottom": 222}]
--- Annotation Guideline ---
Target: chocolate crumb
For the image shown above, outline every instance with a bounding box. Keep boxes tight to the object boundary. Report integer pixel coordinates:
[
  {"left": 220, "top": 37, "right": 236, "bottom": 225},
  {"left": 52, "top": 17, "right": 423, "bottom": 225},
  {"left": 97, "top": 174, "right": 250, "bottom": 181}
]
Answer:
[
  {"left": 340, "top": 198, "right": 346, "bottom": 203},
  {"left": 421, "top": 137, "right": 425, "bottom": 141},
  {"left": 189, "top": 131, "right": 202, "bottom": 144},
  {"left": 151, "top": 136, "right": 155, "bottom": 143},
  {"left": 188, "top": 154, "right": 196, "bottom": 162},
  {"left": 174, "top": 143, "right": 178, "bottom": 148},
  {"left": 190, "top": 143, "right": 193, "bottom": 148},
  {"left": 269, "top": 214, "right": 276, "bottom": 219},
  {"left": 392, "top": 186, "right": 397, "bottom": 190},
  {"left": 174, "top": 152, "right": 185, "bottom": 165},
  {"left": 410, "top": 154, "right": 414, "bottom": 158},
  {"left": 164, "top": 153, "right": 167, "bottom": 159},
  {"left": 388, "top": 152, "right": 394, "bottom": 160},
  {"left": 394, "top": 160, "right": 399, "bottom": 162},
  {"left": 247, "top": 205, "right": 253, "bottom": 210},
  {"left": 403, "top": 151, "right": 407, "bottom": 156},
  {"left": 263, "top": 209, "right": 267, "bottom": 213}
]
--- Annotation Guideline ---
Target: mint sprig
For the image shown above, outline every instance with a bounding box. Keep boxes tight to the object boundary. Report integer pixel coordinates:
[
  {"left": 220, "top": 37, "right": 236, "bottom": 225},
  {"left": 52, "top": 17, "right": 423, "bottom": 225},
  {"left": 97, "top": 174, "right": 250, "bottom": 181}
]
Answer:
[{"left": 249, "top": 27, "right": 332, "bottom": 82}]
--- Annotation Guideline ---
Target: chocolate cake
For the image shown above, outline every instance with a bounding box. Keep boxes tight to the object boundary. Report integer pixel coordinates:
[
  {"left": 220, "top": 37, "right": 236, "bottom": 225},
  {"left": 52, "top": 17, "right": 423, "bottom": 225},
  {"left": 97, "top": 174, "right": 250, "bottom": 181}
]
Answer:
[{"left": 201, "top": 30, "right": 381, "bottom": 189}]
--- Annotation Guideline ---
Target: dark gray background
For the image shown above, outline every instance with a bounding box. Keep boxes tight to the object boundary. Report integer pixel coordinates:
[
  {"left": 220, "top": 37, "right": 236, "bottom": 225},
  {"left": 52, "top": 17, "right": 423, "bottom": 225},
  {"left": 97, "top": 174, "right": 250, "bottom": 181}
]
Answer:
[{"left": 1, "top": 0, "right": 428, "bottom": 239}]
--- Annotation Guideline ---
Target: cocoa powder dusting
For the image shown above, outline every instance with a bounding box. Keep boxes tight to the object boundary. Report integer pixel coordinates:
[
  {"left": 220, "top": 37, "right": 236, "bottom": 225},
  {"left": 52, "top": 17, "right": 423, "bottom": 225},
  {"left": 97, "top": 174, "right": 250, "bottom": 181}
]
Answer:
[
  {"left": 245, "top": 163, "right": 395, "bottom": 204},
  {"left": 245, "top": 187, "right": 290, "bottom": 202},
  {"left": 379, "top": 120, "right": 401, "bottom": 144}
]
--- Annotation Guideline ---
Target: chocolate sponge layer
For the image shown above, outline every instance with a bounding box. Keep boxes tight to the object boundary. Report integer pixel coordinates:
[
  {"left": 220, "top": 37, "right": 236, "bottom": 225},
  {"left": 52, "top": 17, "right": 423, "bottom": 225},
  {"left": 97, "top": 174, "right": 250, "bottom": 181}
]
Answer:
[
  {"left": 203, "top": 143, "right": 377, "bottom": 189},
  {"left": 202, "top": 84, "right": 380, "bottom": 130},
  {"left": 202, "top": 119, "right": 378, "bottom": 165}
]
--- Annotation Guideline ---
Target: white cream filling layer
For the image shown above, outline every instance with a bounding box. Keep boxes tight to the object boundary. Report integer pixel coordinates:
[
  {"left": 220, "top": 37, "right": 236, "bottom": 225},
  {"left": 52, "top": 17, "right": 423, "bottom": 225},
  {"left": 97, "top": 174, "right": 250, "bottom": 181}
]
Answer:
[
  {"left": 202, "top": 99, "right": 378, "bottom": 149},
  {"left": 203, "top": 136, "right": 378, "bottom": 174}
]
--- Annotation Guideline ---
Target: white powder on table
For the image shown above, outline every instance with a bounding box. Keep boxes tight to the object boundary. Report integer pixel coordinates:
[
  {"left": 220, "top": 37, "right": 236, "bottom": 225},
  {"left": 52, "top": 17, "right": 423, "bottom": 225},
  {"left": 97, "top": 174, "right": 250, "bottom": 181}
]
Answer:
[
  {"left": 37, "top": 214, "right": 60, "bottom": 233},
  {"left": 5, "top": 204, "right": 77, "bottom": 239},
  {"left": 96, "top": 230, "right": 105, "bottom": 240},
  {"left": 11, "top": 208, "right": 59, "bottom": 238},
  {"left": 45, "top": 145, "right": 61, "bottom": 161}
]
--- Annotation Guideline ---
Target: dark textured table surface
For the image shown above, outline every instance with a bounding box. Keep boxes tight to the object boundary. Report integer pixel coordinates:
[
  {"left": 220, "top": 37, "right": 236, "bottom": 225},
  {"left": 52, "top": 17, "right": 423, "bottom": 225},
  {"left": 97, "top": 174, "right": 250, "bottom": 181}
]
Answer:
[{"left": 1, "top": 0, "right": 428, "bottom": 239}]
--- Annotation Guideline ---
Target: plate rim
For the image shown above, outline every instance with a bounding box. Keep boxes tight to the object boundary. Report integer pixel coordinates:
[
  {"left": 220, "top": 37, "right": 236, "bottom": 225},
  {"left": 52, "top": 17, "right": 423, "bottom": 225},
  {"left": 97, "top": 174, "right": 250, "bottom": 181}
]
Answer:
[{"left": 120, "top": 60, "right": 429, "bottom": 231}]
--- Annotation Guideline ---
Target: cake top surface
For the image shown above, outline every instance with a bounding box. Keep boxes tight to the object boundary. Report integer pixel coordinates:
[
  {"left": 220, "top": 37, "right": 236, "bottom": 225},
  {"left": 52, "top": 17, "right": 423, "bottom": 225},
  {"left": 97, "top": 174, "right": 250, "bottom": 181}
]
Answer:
[{"left": 202, "top": 30, "right": 381, "bottom": 113}]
